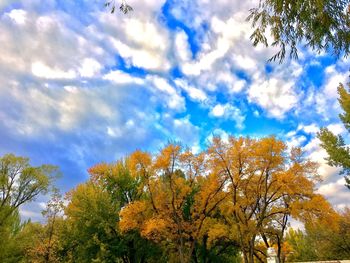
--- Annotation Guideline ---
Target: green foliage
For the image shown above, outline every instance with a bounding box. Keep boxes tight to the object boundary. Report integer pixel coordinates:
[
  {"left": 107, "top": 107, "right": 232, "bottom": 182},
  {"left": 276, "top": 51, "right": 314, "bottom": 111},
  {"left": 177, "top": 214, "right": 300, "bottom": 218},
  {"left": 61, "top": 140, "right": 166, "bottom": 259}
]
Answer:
[
  {"left": 62, "top": 162, "right": 163, "bottom": 263},
  {"left": 0, "top": 209, "right": 24, "bottom": 262},
  {"left": 286, "top": 209, "right": 350, "bottom": 261},
  {"left": 105, "top": 0, "right": 133, "bottom": 14},
  {"left": 318, "top": 82, "right": 350, "bottom": 189},
  {"left": 248, "top": 0, "right": 350, "bottom": 62},
  {"left": 0, "top": 153, "right": 59, "bottom": 226},
  {"left": 0, "top": 143, "right": 346, "bottom": 262},
  {"left": 285, "top": 228, "right": 318, "bottom": 261}
]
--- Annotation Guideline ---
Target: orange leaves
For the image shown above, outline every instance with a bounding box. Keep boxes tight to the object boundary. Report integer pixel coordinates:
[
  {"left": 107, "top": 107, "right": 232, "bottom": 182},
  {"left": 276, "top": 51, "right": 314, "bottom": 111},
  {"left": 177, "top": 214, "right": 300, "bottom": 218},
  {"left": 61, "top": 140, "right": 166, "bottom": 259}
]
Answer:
[
  {"left": 117, "top": 143, "right": 233, "bottom": 259},
  {"left": 84, "top": 137, "right": 328, "bottom": 262},
  {"left": 194, "top": 173, "right": 227, "bottom": 216},
  {"left": 153, "top": 144, "right": 181, "bottom": 172},
  {"left": 88, "top": 162, "right": 110, "bottom": 182},
  {"left": 292, "top": 194, "right": 340, "bottom": 230},
  {"left": 129, "top": 150, "right": 152, "bottom": 178},
  {"left": 141, "top": 218, "right": 169, "bottom": 242},
  {"left": 119, "top": 200, "right": 148, "bottom": 233},
  {"left": 206, "top": 221, "right": 230, "bottom": 247},
  {"left": 206, "top": 135, "right": 323, "bottom": 257},
  {"left": 179, "top": 150, "right": 206, "bottom": 182}
]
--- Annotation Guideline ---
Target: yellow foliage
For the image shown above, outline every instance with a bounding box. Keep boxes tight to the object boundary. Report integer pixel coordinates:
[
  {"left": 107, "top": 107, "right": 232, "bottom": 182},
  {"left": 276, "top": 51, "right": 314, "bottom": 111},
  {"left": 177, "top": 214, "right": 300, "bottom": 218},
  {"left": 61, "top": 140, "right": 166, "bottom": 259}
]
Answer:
[
  {"left": 141, "top": 218, "right": 168, "bottom": 241},
  {"left": 119, "top": 201, "right": 148, "bottom": 233},
  {"left": 207, "top": 222, "right": 229, "bottom": 247},
  {"left": 129, "top": 150, "right": 152, "bottom": 178}
]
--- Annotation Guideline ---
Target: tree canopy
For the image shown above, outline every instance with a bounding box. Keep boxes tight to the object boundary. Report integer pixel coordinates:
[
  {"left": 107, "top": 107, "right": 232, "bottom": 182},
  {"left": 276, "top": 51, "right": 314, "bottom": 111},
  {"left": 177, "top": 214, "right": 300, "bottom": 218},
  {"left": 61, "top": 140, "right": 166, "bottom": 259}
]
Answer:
[
  {"left": 318, "top": 82, "right": 350, "bottom": 189},
  {"left": 0, "top": 137, "right": 347, "bottom": 262},
  {"left": 0, "top": 153, "right": 58, "bottom": 226},
  {"left": 248, "top": 0, "right": 350, "bottom": 62}
]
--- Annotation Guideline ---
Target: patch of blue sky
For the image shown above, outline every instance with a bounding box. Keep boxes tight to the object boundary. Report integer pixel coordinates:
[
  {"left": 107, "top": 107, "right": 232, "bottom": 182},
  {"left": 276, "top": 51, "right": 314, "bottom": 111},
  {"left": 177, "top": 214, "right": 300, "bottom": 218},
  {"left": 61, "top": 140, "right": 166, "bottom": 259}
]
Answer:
[
  {"left": 302, "top": 55, "right": 339, "bottom": 88},
  {"left": 170, "top": 66, "right": 184, "bottom": 79},
  {"left": 161, "top": 0, "right": 204, "bottom": 59},
  {"left": 112, "top": 54, "right": 148, "bottom": 78},
  {"left": 0, "top": 1, "right": 22, "bottom": 13},
  {"left": 265, "top": 64, "right": 273, "bottom": 74}
]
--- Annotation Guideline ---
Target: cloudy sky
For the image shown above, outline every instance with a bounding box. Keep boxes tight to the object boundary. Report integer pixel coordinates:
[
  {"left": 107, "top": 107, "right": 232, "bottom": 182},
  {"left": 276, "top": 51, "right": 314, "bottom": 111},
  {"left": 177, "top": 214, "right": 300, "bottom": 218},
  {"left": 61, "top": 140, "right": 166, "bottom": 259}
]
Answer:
[{"left": 0, "top": 0, "right": 349, "bottom": 221}]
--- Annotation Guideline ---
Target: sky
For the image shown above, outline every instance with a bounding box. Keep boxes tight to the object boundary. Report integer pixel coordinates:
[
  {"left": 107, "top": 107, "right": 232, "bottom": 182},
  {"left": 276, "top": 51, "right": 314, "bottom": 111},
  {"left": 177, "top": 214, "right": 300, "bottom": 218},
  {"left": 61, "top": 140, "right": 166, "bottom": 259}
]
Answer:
[{"left": 0, "top": 0, "right": 349, "bottom": 221}]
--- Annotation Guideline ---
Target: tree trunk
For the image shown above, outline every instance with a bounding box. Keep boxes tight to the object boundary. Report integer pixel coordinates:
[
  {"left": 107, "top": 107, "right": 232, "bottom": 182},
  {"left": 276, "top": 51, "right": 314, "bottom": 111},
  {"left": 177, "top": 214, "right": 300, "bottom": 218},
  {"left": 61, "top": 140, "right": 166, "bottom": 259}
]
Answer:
[{"left": 248, "top": 237, "right": 256, "bottom": 263}]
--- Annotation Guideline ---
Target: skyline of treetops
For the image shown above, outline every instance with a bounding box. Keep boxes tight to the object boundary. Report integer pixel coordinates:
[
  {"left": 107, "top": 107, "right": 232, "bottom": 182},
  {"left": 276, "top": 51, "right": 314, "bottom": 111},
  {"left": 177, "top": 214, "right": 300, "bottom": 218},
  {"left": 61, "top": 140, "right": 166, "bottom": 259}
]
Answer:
[{"left": 0, "top": 0, "right": 349, "bottom": 262}]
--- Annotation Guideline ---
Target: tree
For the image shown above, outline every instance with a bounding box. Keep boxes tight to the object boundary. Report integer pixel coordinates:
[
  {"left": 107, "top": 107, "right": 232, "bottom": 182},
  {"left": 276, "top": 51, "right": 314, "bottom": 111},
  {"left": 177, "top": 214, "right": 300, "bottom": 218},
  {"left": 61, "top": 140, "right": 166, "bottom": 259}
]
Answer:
[
  {"left": 207, "top": 136, "right": 319, "bottom": 263},
  {"left": 0, "top": 208, "right": 27, "bottom": 263},
  {"left": 105, "top": 0, "right": 133, "bottom": 14},
  {"left": 120, "top": 146, "right": 238, "bottom": 263},
  {"left": 248, "top": 0, "right": 350, "bottom": 62},
  {"left": 119, "top": 138, "right": 321, "bottom": 263},
  {"left": 62, "top": 159, "right": 163, "bottom": 263},
  {"left": 318, "top": 82, "right": 350, "bottom": 189},
  {"left": 284, "top": 228, "right": 318, "bottom": 262},
  {"left": 286, "top": 207, "right": 350, "bottom": 261},
  {"left": 0, "top": 153, "right": 58, "bottom": 226},
  {"left": 33, "top": 189, "right": 65, "bottom": 263}
]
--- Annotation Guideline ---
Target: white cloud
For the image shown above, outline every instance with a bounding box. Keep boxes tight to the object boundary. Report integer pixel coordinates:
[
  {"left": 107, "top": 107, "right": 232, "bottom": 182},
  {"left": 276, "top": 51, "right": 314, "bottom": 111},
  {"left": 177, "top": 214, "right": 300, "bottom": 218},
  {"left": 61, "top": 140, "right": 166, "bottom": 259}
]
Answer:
[
  {"left": 110, "top": 39, "right": 170, "bottom": 70},
  {"left": 107, "top": 126, "right": 123, "bottom": 138},
  {"left": 304, "top": 138, "right": 341, "bottom": 181},
  {"left": 210, "top": 103, "right": 245, "bottom": 129},
  {"left": 327, "top": 123, "right": 345, "bottom": 136},
  {"left": 147, "top": 75, "right": 185, "bottom": 111},
  {"left": 211, "top": 104, "right": 225, "bottom": 117},
  {"left": 124, "top": 18, "right": 167, "bottom": 51},
  {"left": 103, "top": 70, "right": 144, "bottom": 84},
  {"left": 314, "top": 65, "right": 348, "bottom": 119},
  {"left": 297, "top": 123, "right": 319, "bottom": 134},
  {"left": 173, "top": 116, "right": 200, "bottom": 143},
  {"left": 31, "top": 61, "right": 77, "bottom": 79},
  {"left": 175, "top": 30, "right": 191, "bottom": 62},
  {"left": 206, "top": 128, "right": 230, "bottom": 144},
  {"left": 302, "top": 135, "right": 350, "bottom": 208},
  {"left": 96, "top": 8, "right": 171, "bottom": 72},
  {"left": 317, "top": 178, "right": 350, "bottom": 209},
  {"left": 175, "top": 78, "right": 208, "bottom": 102},
  {"left": 286, "top": 135, "right": 307, "bottom": 149},
  {"left": 150, "top": 75, "right": 177, "bottom": 95},
  {"left": 248, "top": 77, "right": 299, "bottom": 119},
  {"left": 78, "top": 58, "right": 102, "bottom": 78},
  {"left": 5, "top": 9, "right": 27, "bottom": 24}
]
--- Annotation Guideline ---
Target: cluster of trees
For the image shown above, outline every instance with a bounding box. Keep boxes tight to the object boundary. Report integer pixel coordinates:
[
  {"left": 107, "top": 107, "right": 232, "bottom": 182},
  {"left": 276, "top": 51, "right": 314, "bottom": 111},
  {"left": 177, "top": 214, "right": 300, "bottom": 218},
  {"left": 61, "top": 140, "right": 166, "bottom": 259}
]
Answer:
[
  {"left": 1, "top": 137, "right": 349, "bottom": 262},
  {"left": 285, "top": 208, "right": 350, "bottom": 261}
]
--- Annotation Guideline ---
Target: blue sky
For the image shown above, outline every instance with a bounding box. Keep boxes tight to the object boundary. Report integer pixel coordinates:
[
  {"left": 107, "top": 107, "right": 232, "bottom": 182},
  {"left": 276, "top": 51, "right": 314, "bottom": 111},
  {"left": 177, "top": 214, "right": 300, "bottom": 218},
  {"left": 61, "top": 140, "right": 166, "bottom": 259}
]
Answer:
[{"left": 0, "top": 0, "right": 349, "bottom": 221}]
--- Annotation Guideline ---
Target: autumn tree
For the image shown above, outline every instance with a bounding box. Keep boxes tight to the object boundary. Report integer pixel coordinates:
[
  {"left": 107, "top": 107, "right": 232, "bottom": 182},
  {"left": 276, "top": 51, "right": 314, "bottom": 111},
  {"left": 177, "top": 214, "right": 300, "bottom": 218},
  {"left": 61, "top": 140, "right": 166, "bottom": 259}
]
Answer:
[
  {"left": 0, "top": 153, "right": 58, "bottom": 227},
  {"left": 62, "top": 159, "right": 163, "bottom": 263},
  {"left": 286, "top": 206, "right": 350, "bottom": 261},
  {"left": 31, "top": 189, "right": 65, "bottom": 263},
  {"left": 0, "top": 206, "right": 65, "bottom": 263},
  {"left": 318, "top": 82, "right": 350, "bottom": 189},
  {"left": 119, "top": 145, "right": 239, "bottom": 263},
  {"left": 207, "top": 136, "right": 319, "bottom": 263}
]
